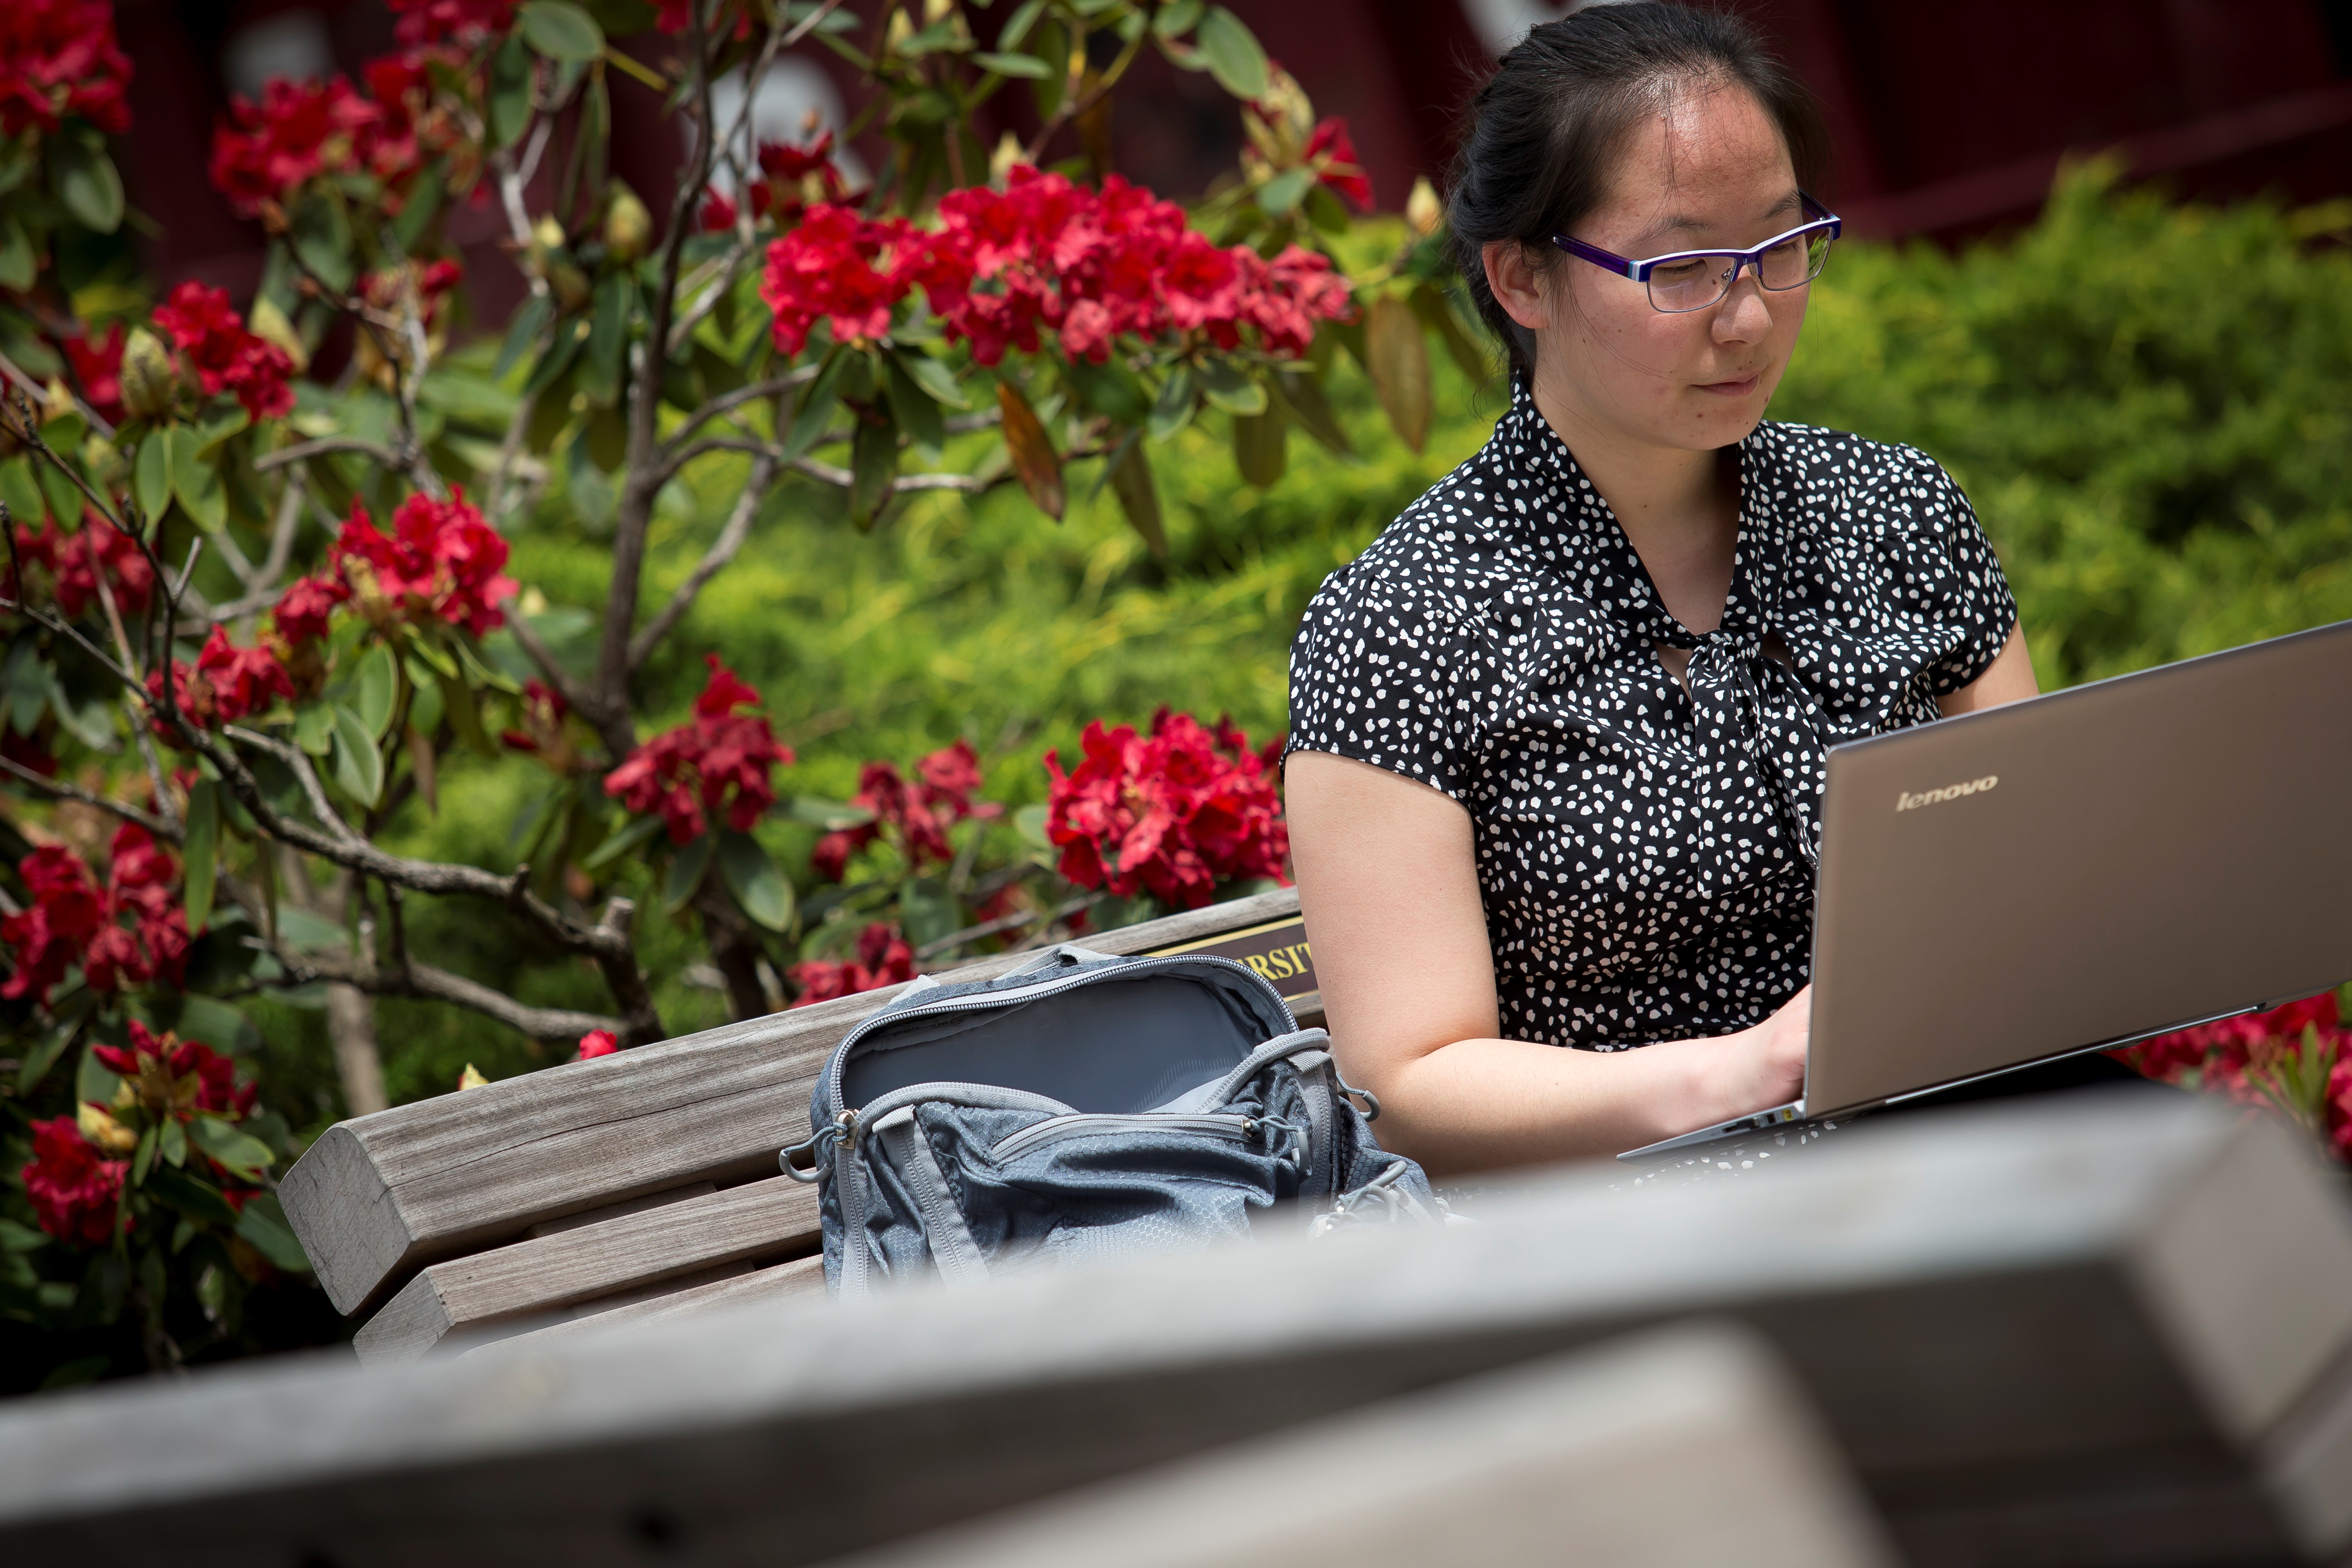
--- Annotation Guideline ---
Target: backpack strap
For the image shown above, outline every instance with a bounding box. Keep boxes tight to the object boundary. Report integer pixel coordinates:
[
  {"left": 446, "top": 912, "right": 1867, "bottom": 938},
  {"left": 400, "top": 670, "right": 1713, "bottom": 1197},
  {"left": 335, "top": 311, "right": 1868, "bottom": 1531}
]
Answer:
[{"left": 871, "top": 1105, "right": 991, "bottom": 1291}]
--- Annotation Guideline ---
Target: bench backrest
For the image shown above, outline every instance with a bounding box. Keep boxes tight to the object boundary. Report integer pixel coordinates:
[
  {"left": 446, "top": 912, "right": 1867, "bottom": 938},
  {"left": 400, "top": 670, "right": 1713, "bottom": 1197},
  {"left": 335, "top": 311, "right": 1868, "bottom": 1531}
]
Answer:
[{"left": 280, "top": 888, "right": 1320, "bottom": 1359}]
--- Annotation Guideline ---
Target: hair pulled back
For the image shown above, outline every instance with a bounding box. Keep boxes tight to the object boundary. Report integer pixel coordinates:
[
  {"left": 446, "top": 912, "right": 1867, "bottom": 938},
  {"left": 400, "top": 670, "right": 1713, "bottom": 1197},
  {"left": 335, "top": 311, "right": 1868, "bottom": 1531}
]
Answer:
[{"left": 1447, "top": 2, "right": 1827, "bottom": 373}]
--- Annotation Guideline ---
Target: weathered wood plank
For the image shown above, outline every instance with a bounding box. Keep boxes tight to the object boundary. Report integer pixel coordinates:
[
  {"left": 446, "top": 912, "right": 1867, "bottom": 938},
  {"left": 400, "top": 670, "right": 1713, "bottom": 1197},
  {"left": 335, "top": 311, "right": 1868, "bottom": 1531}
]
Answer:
[
  {"left": 283, "top": 887, "right": 1304, "bottom": 1315},
  {"left": 485, "top": 1254, "right": 829, "bottom": 1352},
  {"left": 5, "top": 1097, "right": 2347, "bottom": 1567},
  {"left": 830, "top": 1324, "right": 1894, "bottom": 1568},
  {"left": 351, "top": 1175, "right": 822, "bottom": 1366}
]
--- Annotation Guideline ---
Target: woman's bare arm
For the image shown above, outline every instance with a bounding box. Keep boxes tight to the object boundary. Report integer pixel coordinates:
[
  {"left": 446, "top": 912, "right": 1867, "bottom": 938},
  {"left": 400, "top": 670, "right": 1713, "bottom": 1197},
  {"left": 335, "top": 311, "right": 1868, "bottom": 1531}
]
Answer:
[
  {"left": 1938, "top": 623, "right": 2038, "bottom": 717},
  {"left": 1285, "top": 750, "right": 1808, "bottom": 1177}
]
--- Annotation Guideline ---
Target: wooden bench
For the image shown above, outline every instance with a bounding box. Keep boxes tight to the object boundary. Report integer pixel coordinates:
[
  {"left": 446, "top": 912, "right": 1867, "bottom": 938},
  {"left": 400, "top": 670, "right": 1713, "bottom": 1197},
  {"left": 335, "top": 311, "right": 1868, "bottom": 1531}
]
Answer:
[
  {"left": 278, "top": 888, "right": 1323, "bottom": 1363},
  {"left": 6, "top": 1095, "right": 2347, "bottom": 1565}
]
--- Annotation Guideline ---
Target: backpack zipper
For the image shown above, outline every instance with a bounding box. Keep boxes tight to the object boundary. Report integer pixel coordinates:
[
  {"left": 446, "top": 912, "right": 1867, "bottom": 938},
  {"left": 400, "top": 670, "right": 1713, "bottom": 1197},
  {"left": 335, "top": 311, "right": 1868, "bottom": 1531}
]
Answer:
[
  {"left": 991, "top": 1112, "right": 1258, "bottom": 1163},
  {"left": 820, "top": 954, "right": 1295, "bottom": 1120}
]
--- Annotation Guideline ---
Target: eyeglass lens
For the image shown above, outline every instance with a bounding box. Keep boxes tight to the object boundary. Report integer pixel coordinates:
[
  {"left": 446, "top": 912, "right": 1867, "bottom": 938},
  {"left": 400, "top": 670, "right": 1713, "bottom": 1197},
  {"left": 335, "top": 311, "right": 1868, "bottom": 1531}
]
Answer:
[{"left": 1646, "top": 228, "right": 1833, "bottom": 312}]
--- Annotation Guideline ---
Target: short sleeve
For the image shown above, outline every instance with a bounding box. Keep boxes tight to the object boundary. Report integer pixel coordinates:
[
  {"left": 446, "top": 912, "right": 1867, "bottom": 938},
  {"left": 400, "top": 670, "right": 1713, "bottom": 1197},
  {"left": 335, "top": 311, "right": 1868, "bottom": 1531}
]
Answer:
[
  {"left": 1916, "top": 459, "right": 2019, "bottom": 694},
  {"left": 1285, "top": 568, "right": 1485, "bottom": 803}
]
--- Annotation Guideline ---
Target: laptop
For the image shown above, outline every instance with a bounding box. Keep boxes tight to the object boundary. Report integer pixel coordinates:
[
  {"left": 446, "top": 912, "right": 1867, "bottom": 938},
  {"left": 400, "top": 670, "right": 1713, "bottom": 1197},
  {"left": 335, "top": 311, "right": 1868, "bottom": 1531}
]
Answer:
[{"left": 1620, "top": 617, "right": 2352, "bottom": 1161}]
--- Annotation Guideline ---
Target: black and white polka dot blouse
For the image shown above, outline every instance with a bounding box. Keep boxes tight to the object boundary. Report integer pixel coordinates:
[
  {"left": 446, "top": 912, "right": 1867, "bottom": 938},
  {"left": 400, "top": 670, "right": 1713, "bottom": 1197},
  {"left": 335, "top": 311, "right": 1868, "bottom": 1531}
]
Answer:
[{"left": 1286, "top": 381, "right": 2019, "bottom": 1050}]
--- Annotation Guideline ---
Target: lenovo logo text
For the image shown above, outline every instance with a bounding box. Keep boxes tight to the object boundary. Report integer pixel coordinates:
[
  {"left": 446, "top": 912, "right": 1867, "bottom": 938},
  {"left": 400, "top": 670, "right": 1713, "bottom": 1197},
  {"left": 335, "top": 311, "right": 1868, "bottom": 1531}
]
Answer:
[{"left": 1897, "top": 775, "right": 1998, "bottom": 811}]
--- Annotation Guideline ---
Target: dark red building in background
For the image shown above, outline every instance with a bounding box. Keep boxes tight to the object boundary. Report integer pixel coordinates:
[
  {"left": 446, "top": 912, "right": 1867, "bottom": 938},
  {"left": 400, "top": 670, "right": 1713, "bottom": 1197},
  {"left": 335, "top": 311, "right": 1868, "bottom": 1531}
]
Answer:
[{"left": 114, "top": 0, "right": 2352, "bottom": 311}]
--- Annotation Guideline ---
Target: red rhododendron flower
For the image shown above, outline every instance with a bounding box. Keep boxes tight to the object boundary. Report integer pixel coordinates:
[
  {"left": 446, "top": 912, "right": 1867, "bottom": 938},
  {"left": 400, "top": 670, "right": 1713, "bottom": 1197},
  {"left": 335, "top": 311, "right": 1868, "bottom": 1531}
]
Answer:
[
  {"left": 760, "top": 204, "right": 925, "bottom": 357},
  {"left": 575, "top": 1028, "right": 619, "bottom": 1060},
  {"left": 1305, "top": 117, "right": 1373, "bottom": 211},
  {"left": 701, "top": 131, "right": 852, "bottom": 232},
  {"left": 2113, "top": 991, "right": 2352, "bottom": 1159},
  {"left": 0, "top": 827, "right": 187, "bottom": 1004},
  {"left": 0, "top": 0, "right": 132, "bottom": 139},
  {"left": 20, "top": 1116, "right": 123, "bottom": 1247},
  {"left": 811, "top": 739, "right": 1000, "bottom": 882},
  {"left": 93, "top": 1019, "right": 254, "bottom": 1120},
  {"left": 7, "top": 510, "right": 156, "bottom": 620},
  {"left": 603, "top": 656, "right": 794, "bottom": 843},
  {"left": 388, "top": 0, "right": 516, "bottom": 48},
  {"left": 1044, "top": 710, "right": 1289, "bottom": 910},
  {"left": 0, "top": 844, "right": 108, "bottom": 1004},
  {"left": 789, "top": 921, "right": 916, "bottom": 1006},
  {"left": 60, "top": 323, "right": 125, "bottom": 423},
  {"left": 328, "top": 490, "right": 517, "bottom": 636},
  {"left": 273, "top": 573, "right": 347, "bottom": 646},
  {"left": 151, "top": 282, "right": 296, "bottom": 421},
  {"left": 209, "top": 76, "right": 379, "bottom": 220},
  {"left": 147, "top": 626, "right": 296, "bottom": 735}
]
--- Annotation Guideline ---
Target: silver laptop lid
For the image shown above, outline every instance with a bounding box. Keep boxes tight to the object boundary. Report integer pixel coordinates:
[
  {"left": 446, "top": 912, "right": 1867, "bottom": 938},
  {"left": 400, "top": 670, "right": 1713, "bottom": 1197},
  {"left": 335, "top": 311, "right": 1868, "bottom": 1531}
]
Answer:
[{"left": 1805, "top": 618, "right": 2352, "bottom": 1117}]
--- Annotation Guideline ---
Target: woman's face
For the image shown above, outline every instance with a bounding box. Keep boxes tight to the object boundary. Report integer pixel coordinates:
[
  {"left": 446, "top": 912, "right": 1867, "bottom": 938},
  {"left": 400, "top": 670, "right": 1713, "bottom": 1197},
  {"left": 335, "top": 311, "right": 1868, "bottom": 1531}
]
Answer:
[{"left": 1490, "top": 79, "right": 1811, "bottom": 455}]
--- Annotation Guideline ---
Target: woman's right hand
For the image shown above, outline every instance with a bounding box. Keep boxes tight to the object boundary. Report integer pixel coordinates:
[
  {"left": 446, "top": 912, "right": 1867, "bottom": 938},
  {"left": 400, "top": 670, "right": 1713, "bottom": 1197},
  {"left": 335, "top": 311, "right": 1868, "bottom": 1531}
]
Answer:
[{"left": 1727, "top": 985, "right": 1810, "bottom": 1118}]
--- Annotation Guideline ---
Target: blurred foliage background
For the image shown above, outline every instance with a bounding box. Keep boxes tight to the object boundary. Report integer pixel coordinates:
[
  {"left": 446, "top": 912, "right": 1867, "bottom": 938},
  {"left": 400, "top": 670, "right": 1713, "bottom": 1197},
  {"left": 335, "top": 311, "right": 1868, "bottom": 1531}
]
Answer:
[{"left": 243, "top": 165, "right": 2352, "bottom": 1123}]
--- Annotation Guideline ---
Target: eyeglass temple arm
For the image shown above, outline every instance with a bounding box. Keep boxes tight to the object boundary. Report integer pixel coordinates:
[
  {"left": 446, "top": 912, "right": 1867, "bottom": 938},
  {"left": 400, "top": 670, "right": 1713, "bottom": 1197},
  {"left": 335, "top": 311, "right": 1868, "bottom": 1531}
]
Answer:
[{"left": 1551, "top": 233, "right": 1643, "bottom": 280}]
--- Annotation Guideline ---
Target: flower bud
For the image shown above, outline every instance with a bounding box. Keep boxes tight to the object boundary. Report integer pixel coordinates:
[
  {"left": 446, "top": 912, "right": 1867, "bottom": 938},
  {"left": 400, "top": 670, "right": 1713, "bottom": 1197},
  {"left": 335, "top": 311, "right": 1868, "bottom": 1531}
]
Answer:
[
  {"left": 603, "top": 184, "right": 652, "bottom": 263},
  {"left": 118, "top": 327, "right": 177, "bottom": 420},
  {"left": 248, "top": 295, "right": 309, "bottom": 373},
  {"left": 1406, "top": 176, "right": 1443, "bottom": 240}
]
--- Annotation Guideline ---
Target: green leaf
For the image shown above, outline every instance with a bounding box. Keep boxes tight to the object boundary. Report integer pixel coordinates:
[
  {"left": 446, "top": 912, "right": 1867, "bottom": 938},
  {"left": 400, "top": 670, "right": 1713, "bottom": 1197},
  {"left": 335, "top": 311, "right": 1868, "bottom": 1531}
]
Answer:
[
  {"left": 583, "top": 272, "right": 631, "bottom": 407},
  {"left": 182, "top": 779, "right": 218, "bottom": 936},
  {"left": 175, "top": 994, "right": 262, "bottom": 1054},
  {"left": 49, "top": 132, "right": 123, "bottom": 234},
  {"left": 353, "top": 642, "right": 398, "bottom": 739},
  {"left": 490, "top": 33, "right": 534, "bottom": 148},
  {"left": 779, "top": 348, "right": 849, "bottom": 461},
  {"left": 15, "top": 1019, "right": 76, "bottom": 1096},
  {"left": 520, "top": 0, "right": 606, "bottom": 63},
  {"left": 0, "top": 215, "right": 33, "bottom": 292},
  {"left": 166, "top": 424, "right": 225, "bottom": 532},
  {"left": 495, "top": 293, "right": 554, "bottom": 381},
  {"left": 581, "top": 810, "right": 664, "bottom": 871},
  {"left": 998, "top": 0, "right": 1048, "bottom": 48},
  {"left": 898, "top": 876, "right": 959, "bottom": 948},
  {"left": 0, "top": 458, "right": 42, "bottom": 532},
  {"left": 329, "top": 703, "right": 384, "bottom": 807},
  {"left": 1199, "top": 358, "right": 1267, "bottom": 416},
  {"left": 186, "top": 1114, "right": 275, "bottom": 1181},
  {"left": 0, "top": 1216, "right": 47, "bottom": 1253},
  {"left": 272, "top": 905, "right": 350, "bottom": 954},
  {"left": 1258, "top": 166, "right": 1313, "bottom": 216},
  {"left": 1231, "top": 400, "right": 1288, "bottom": 489},
  {"left": 37, "top": 456, "right": 82, "bottom": 533},
  {"left": 523, "top": 317, "right": 588, "bottom": 400},
  {"left": 1195, "top": 6, "right": 1270, "bottom": 100},
  {"left": 882, "top": 353, "right": 945, "bottom": 457},
  {"left": 432, "top": 666, "right": 498, "bottom": 759},
  {"left": 849, "top": 407, "right": 899, "bottom": 527},
  {"left": 131, "top": 1125, "right": 156, "bottom": 1187},
  {"left": 1364, "top": 293, "right": 1432, "bottom": 454},
  {"left": 293, "top": 701, "right": 336, "bottom": 757},
  {"left": 892, "top": 348, "right": 970, "bottom": 409},
  {"left": 160, "top": 1114, "right": 187, "bottom": 1170},
  {"left": 132, "top": 431, "right": 170, "bottom": 526},
  {"left": 663, "top": 832, "right": 715, "bottom": 911},
  {"left": 235, "top": 1193, "right": 312, "bottom": 1274},
  {"left": 1141, "top": 368, "right": 1191, "bottom": 443},
  {"left": 786, "top": 797, "right": 877, "bottom": 830},
  {"left": 1408, "top": 281, "right": 1490, "bottom": 383},
  {"left": 1107, "top": 434, "right": 1167, "bottom": 557},
  {"left": 288, "top": 190, "right": 355, "bottom": 294},
  {"left": 1028, "top": 18, "right": 1071, "bottom": 118},
  {"left": 145, "top": 1166, "right": 240, "bottom": 1228},
  {"left": 717, "top": 829, "right": 795, "bottom": 932},
  {"left": 1271, "top": 368, "right": 1354, "bottom": 457},
  {"left": 1014, "top": 802, "right": 1052, "bottom": 850},
  {"left": 973, "top": 50, "right": 1050, "bottom": 78},
  {"left": 76, "top": 1045, "right": 122, "bottom": 1110}
]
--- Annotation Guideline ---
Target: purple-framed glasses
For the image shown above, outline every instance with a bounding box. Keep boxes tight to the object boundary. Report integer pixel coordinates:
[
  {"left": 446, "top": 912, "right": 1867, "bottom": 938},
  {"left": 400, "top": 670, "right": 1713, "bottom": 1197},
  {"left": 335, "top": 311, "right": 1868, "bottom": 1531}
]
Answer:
[{"left": 1552, "top": 193, "right": 1842, "bottom": 314}]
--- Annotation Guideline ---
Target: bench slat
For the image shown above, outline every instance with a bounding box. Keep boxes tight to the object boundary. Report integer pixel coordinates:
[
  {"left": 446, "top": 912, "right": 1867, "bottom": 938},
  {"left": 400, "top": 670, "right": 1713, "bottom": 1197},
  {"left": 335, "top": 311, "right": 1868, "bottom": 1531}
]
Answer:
[
  {"left": 283, "top": 888, "right": 1306, "bottom": 1315},
  {"left": 351, "top": 1173, "right": 823, "bottom": 1365},
  {"left": 478, "top": 1254, "right": 829, "bottom": 1353}
]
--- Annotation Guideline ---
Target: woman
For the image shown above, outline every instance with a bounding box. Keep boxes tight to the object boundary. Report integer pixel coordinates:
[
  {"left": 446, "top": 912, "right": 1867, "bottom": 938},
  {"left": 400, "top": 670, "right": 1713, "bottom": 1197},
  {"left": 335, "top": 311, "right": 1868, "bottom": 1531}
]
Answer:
[{"left": 1284, "top": 3, "right": 2040, "bottom": 1175}]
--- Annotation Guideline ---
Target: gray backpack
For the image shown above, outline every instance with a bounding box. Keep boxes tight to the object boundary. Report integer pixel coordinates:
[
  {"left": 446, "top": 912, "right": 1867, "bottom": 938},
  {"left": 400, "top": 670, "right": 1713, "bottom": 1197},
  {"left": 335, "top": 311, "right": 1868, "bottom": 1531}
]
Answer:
[{"left": 781, "top": 944, "right": 1439, "bottom": 1299}]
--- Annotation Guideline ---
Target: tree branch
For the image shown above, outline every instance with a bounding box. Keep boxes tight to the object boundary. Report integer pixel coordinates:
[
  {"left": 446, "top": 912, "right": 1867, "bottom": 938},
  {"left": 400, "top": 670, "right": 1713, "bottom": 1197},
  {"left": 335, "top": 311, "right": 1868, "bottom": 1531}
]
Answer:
[
  {"left": 253, "top": 436, "right": 406, "bottom": 473},
  {"left": 268, "top": 942, "right": 623, "bottom": 1044},
  {"left": 628, "top": 452, "right": 777, "bottom": 671},
  {"left": 659, "top": 367, "right": 817, "bottom": 460},
  {"left": 0, "top": 756, "right": 178, "bottom": 840}
]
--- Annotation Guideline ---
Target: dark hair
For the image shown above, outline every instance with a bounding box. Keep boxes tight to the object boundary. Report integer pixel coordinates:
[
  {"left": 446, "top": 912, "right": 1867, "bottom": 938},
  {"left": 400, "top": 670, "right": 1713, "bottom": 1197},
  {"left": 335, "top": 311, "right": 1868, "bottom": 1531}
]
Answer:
[{"left": 1447, "top": 2, "right": 1828, "bottom": 372}]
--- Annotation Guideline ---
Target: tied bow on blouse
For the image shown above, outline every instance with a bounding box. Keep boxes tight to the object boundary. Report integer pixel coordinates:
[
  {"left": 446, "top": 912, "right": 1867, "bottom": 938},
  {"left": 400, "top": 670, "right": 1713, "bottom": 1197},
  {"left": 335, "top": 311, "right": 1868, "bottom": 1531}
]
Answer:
[{"left": 1678, "top": 619, "right": 1834, "bottom": 869}]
